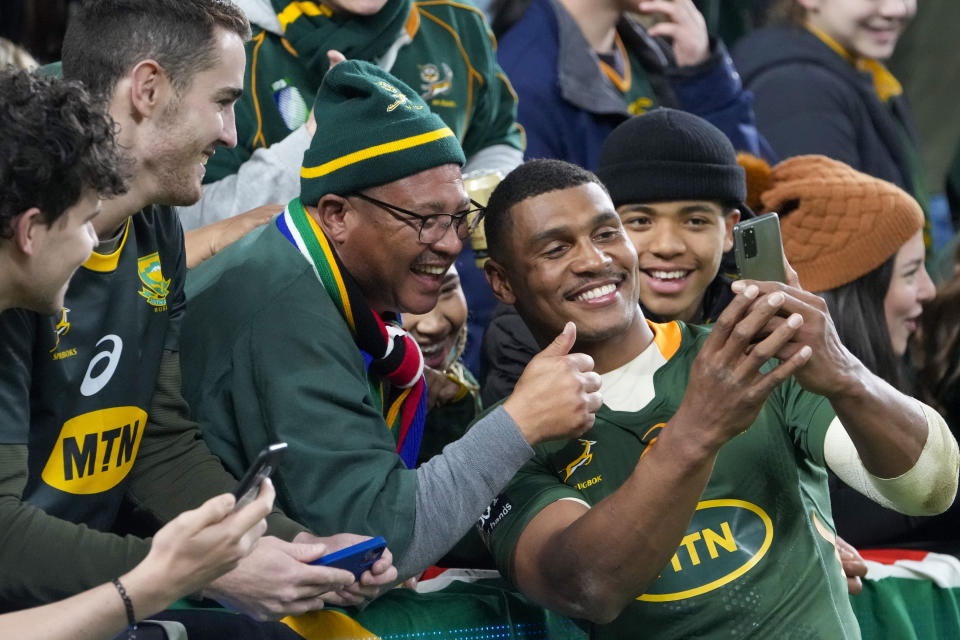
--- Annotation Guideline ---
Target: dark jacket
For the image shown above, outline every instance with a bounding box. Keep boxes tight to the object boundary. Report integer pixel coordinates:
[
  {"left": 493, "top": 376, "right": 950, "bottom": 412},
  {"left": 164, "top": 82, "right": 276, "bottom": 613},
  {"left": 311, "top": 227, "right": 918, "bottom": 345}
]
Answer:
[
  {"left": 498, "top": 0, "right": 773, "bottom": 170},
  {"left": 732, "top": 25, "right": 920, "bottom": 196}
]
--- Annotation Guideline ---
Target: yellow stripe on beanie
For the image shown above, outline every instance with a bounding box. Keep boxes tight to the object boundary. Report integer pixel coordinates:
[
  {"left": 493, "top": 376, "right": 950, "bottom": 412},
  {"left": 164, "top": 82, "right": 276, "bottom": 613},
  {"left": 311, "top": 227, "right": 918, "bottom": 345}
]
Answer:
[{"left": 301, "top": 127, "right": 456, "bottom": 179}]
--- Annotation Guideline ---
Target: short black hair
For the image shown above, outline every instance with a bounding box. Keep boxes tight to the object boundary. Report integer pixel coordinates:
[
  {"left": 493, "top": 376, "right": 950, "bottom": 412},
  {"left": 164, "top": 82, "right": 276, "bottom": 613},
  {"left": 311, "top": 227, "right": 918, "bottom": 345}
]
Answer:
[
  {"left": 0, "top": 69, "right": 128, "bottom": 238},
  {"left": 62, "top": 0, "right": 251, "bottom": 101},
  {"left": 485, "top": 159, "right": 608, "bottom": 264}
]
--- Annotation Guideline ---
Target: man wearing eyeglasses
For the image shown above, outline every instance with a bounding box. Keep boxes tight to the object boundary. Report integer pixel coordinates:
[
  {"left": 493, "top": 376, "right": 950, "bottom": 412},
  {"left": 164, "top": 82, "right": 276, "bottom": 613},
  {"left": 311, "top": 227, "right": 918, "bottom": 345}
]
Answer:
[{"left": 179, "top": 61, "right": 602, "bottom": 584}]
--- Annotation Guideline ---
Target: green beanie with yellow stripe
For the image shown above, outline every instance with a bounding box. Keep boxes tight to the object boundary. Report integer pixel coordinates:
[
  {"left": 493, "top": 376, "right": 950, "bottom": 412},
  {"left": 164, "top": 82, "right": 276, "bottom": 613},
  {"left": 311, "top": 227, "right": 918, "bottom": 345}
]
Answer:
[{"left": 300, "top": 60, "right": 465, "bottom": 205}]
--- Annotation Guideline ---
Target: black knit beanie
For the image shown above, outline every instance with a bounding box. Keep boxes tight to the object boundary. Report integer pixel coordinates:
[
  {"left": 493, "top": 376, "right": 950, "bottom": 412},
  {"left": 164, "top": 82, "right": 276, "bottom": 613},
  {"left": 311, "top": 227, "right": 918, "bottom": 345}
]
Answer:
[{"left": 596, "top": 108, "right": 746, "bottom": 207}]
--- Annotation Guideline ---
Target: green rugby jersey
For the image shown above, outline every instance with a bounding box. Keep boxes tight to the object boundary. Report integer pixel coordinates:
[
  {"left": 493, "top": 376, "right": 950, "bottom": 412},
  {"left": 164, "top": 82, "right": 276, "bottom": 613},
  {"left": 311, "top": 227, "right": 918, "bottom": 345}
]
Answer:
[
  {"left": 204, "top": 1, "right": 524, "bottom": 184},
  {"left": 484, "top": 321, "right": 860, "bottom": 639},
  {"left": 0, "top": 206, "right": 185, "bottom": 529}
]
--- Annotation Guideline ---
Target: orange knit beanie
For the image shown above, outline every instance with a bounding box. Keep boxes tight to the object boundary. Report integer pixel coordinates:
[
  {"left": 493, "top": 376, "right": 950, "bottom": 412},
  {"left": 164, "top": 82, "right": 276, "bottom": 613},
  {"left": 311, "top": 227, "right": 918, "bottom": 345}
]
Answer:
[{"left": 751, "top": 155, "right": 923, "bottom": 293}]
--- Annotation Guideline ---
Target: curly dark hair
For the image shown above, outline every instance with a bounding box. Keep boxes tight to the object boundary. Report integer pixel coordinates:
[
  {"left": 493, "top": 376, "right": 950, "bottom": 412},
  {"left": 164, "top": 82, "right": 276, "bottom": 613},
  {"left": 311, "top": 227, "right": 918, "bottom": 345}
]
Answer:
[{"left": 0, "top": 69, "right": 129, "bottom": 238}]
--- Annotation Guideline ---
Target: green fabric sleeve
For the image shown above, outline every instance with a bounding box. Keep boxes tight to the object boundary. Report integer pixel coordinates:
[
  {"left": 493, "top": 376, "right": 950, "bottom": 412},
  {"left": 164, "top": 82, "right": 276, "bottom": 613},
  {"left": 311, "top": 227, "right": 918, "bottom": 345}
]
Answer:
[
  {"left": 453, "top": 8, "right": 525, "bottom": 157},
  {"left": 777, "top": 376, "right": 837, "bottom": 468},
  {"left": 483, "top": 453, "right": 584, "bottom": 582},
  {"left": 0, "top": 444, "right": 150, "bottom": 610},
  {"left": 125, "top": 349, "right": 305, "bottom": 542},
  {"left": 230, "top": 292, "right": 419, "bottom": 557}
]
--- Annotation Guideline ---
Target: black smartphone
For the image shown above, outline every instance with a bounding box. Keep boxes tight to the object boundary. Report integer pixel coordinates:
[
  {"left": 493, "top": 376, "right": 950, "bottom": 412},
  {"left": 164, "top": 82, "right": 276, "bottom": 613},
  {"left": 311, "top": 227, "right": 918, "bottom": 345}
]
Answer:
[
  {"left": 232, "top": 442, "right": 287, "bottom": 511},
  {"left": 733, "top": 212, "right": 788, "bottom": 283},
  {"left": 310, "top": 536, "right": 387, "bottom": 580}
]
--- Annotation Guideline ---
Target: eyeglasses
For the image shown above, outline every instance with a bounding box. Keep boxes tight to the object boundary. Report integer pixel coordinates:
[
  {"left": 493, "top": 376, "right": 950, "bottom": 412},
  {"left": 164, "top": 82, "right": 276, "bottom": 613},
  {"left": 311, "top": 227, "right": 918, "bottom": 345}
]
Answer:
[{"left": 350, "top": 192, "right": 485, "bottom": 244}]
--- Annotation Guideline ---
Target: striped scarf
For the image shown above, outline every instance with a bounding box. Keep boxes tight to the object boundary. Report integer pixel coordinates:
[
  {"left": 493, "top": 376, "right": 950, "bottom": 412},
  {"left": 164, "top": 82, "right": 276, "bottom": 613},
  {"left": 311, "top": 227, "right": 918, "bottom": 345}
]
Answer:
[
  {"left": 278, "top": 197, "right": 426, "bottom": 468},
  {"left": 271, "top": 0, "right": 412, "bottom": 83}
]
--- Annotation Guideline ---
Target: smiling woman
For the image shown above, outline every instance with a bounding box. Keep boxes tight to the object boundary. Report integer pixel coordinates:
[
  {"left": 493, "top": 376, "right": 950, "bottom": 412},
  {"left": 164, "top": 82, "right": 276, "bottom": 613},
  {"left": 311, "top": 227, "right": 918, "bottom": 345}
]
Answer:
[
  {"left": 402, "top": 266, "right": 481, "bottom": 464},
  {"left": 732, "top": 0, "right": 931, "bottom": 250},
  {"left": 749, "top": 154, "right": 953, "bottom": 550}
]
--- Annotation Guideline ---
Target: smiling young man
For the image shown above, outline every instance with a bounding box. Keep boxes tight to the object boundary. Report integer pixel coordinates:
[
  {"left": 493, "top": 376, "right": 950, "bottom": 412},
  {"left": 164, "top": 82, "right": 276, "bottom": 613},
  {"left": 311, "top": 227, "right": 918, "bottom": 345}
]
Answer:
[
  {"left": 477, "top": 158, "right": 958, "bottom": 639},
  {"left": 482, "top": 108, "right": 743, "bottom": 404},
  {"left": 179, "top": 61, "right": 602, "bottom": 586},
  {"left": 0, "top": 0, "right": 386, "bottom": 631}
]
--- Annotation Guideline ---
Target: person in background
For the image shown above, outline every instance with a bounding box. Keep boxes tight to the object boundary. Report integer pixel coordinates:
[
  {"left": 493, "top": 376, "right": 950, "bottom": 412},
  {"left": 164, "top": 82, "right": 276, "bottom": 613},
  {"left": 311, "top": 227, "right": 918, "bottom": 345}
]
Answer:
[
  {"left": 0, "top": 66, "right": 275, "bottom": 640},
  {"left": 402, "top": 266, "right": 482, "bottom": 465},
  {"left": 496, "top": 0, "right": 774, "bottom": 171},
  {"left": 915, "top": 241, "right": 960, "bottom": 432},
  {"left": 732, "top": 0, "right": 938, "bottom": 250},
  {"left": 745, "top": 153, "right": 954, "bottom": 551}
]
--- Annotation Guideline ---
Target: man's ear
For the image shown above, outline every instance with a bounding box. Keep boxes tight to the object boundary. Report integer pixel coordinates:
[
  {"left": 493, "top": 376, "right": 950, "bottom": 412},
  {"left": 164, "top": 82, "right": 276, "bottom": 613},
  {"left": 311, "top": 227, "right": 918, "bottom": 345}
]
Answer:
[
  {"left": 312, "top": 195, "right": 351, "bottom": 245},
  {"left": 723, "top": 209, "right": 741, "bottom": 253},
  {"left": 484, "top": 258, "right": 516, "bottom": 305},
  {"left": 11, "top": 208, "right": 45, "bottom": 257},
  {"left": 128, "top": 59, "right": 170, "bottom": 118}
]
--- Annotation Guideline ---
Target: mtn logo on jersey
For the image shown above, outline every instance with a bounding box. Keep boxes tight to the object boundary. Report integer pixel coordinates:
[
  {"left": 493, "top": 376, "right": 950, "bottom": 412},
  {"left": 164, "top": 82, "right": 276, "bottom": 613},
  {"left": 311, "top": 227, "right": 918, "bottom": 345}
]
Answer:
[
  {"left": 638, "top": 499, "right": 773, "bottom": 602},
  {"left": 420, "top": 62, "right": 453, "bottom": 101},
  {"left": 137, "top": 252, "right": 170, "bottom": 309},
  {"left": 41, "top": 406, "right": 146, "bottom": 494}
]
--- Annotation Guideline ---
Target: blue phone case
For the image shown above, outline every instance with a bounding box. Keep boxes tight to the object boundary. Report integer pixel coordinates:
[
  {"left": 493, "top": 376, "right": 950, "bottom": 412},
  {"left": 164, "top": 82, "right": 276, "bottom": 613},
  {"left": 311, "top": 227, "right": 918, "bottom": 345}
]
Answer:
[{"left": 310, "top": 536, "right": 387, "bottom": 580}]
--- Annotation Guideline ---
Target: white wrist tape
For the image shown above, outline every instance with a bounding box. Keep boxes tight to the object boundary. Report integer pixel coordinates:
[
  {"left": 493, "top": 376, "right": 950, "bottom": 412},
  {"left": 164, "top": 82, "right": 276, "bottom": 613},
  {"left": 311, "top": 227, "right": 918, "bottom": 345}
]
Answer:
[{"left": 824, "top": 400, "right": 959, "bottom": 516}]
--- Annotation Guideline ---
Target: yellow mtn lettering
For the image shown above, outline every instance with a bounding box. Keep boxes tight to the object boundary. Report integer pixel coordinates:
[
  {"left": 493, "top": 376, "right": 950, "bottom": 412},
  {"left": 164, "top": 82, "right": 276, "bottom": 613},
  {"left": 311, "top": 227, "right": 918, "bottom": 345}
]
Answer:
[
  {"left": 639, "top": 499, "right": 773, "bottom": 602},
  {"left": 41, "top": 406, "right": 146, "bottom": 494},
  {"left": 668, "top": 522, "right": 737, "bottom": 572},
  {"left": 576, "top": 475, "right": 602, "bottom": 490},
  {"left": 430, "top": 99, "right": 456, "bottom": 108}
]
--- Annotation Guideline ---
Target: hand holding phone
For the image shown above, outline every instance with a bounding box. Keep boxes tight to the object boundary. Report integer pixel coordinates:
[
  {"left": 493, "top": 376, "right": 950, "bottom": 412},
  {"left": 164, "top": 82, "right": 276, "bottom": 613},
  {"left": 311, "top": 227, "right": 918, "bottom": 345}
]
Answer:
[
  {"left": 310, "top": 536, "right": 387, "bottom": 581},
  {"left": 733, "top": 212, "right": 788, "bottom": 283},
  {"left": 233, "top": 442, "right": 287, "bottom": 512}
]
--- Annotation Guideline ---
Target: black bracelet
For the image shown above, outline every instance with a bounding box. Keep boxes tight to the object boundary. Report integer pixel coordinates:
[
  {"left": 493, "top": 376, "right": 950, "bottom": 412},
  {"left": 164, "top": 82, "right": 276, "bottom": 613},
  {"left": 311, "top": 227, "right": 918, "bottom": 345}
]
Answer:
[{"left": 112, "top": 577, "right": 137, "bottom": 640}]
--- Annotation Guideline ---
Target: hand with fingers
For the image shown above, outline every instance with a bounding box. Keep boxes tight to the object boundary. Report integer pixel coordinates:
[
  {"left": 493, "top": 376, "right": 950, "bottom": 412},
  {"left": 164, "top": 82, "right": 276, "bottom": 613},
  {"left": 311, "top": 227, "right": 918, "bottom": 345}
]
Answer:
[
  {"left": 504, "top": 322, "right": 603, "bottom": 446},
  {"left": 296, "top": 532, "right": 399, "bottom": 607},
  {"left": 672, "top": 283, "right": 813, "bottom": 451},
  {"left": 119, "top": 479, "right": 276, "bottom": 620},
  {"left": 836, "top": 536, "right": 867, "bottom": 596},
  {"left": 729, "top": 276, "right": 862, "bottom": 399},
  {"left": 423, "top": 367, "right": 465, "bottom": 410},
  {"left": 637, "top": 0, "right": 710, "bottom": 67},
  {"left": 202, "top": 530, "right": 356, "bottom": 620}
]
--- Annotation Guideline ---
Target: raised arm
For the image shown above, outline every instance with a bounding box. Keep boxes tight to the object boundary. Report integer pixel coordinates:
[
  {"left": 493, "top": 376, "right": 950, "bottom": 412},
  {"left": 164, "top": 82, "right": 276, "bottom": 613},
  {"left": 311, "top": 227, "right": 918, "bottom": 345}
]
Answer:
[
  {"left": 738, "top": 278, "right": 959, "bottom": 512},
  {"left": 509, "top": 286, "right": 811, "bottom": 623}
]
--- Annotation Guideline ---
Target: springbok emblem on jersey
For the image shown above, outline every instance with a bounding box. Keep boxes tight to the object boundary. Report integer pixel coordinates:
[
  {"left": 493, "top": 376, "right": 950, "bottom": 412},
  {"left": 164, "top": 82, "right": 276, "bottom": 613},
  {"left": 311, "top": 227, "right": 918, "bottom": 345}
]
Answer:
[
  {"left": 419, "top": 62, "right": 453, "bottom": 100},
  {"left": 137, "top": 252, "right": 170, "bottom": 307},
  {"left": 564, "top": 439, "right": 597, "bottom": 481},
  {"left": 49, "top": 307, "right": 71, "bottom": 352}
]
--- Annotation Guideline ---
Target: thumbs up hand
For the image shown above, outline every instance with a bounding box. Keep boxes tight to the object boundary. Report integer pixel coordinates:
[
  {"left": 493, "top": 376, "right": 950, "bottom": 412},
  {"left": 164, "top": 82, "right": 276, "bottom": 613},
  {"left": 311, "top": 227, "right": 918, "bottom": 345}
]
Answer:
[{"left": 503, "top": 322, "right": 602, "bottom": 445}]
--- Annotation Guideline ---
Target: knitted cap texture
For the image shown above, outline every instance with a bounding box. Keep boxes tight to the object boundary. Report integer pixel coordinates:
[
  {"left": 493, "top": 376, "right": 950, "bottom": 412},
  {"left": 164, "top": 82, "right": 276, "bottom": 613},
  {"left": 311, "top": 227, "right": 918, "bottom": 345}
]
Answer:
[
  {"left": 762, "top": 155, "right": 924, "bottom": 292},
  {"left": 300, "top": 60, "right": 465, "bottom": 206},
  {"left": 596, "top": 107, "right": 746, "bottom": 206}
]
